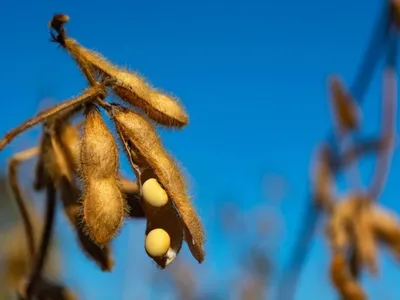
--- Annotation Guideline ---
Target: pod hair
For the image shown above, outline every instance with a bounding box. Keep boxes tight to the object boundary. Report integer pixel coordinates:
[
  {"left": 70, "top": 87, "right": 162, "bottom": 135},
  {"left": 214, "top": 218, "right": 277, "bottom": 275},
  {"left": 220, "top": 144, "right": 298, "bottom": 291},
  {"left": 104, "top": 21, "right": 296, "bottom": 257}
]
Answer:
[
  {"left": 33, "top": 121, "right": 114, "bottom": 271},
  {"left": 80, "top": 107, "right": 125, "bottom": 245},
  {"left": 59, "top": 37, "right": 189, "bottom": 128},
  {"left": 110, "top": 104, "right": 205, "bottom": 262}
]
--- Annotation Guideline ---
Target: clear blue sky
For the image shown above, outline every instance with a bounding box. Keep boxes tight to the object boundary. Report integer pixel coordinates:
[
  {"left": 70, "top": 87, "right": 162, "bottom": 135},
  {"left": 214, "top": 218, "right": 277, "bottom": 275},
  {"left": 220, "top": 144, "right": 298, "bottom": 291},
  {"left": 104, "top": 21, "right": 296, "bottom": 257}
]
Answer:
[{"left": 1, "top": 0, "right": 400, "bottom": 299}]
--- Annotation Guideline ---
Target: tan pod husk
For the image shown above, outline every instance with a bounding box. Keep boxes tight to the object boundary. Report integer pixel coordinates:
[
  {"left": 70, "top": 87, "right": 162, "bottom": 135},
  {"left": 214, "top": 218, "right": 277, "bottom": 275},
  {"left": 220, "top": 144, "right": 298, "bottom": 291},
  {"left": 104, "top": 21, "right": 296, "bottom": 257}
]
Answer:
[
  {"left": 80, "top": 107, "right": 125, "bottom": 245},
  {"left": 112, "top": 105, "right": 205, "bottom": 262},
  {"left": 330, "top": 252, "right": 366, "bottom": 300},
  {"left": 62, "top": 38, "right": 188, "bottom": 128},
  {"left": 118, "top": 137, "right": 184, "bottom": 267},
  {"left": 329, "top": 76, "right": 360, "bottom": 132}
]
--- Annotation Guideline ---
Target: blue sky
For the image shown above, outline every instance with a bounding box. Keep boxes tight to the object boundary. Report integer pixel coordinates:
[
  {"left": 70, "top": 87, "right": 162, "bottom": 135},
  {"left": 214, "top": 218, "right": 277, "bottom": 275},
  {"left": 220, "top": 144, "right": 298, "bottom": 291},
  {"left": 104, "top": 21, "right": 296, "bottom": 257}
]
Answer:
[{"left": 1, "top": 0, "right": 400, "bottom": 299}]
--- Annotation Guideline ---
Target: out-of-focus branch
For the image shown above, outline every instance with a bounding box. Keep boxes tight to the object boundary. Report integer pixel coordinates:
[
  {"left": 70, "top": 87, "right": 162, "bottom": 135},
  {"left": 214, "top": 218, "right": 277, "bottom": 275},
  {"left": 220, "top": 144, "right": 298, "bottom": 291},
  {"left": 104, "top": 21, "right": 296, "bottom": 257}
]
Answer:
[
  {"left": 276, "top": 4, "right": 391, "bottom": 299},
  {"left": 368, "top": 33, "right": 398, "bottom": 200},
  {"left": 276, "top": 202, "right": 320, "bottom": 300}
]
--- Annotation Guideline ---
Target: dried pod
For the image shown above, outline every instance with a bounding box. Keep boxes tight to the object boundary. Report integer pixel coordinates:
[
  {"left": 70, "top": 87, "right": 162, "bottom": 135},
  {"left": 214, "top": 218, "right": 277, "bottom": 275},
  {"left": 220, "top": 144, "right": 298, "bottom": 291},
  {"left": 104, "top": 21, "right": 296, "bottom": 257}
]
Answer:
[
  {"left": 119, "top": 142, "right": 184, "bottom": 267},
  {"left": 111, "top": 105, "right": 205, "bottom": 263},
  {"left": 326, "top": 196, "right": 359, "bottom": 251},
  {"left": 352, "top": 204, "right": 378, "bottom": 274},
  {"left": 330, "top": 252, "right": 366, "bottom": 300},
  {"left": 40, "top": 132, "right": 74, "bottom": 185},
  {"left": 32, "top": 121, "right": 114, "bottom": 271},
  {"left": 34, "top": 121, "right": 80, "bottom": 191},
  {"left": 80, "top": 108, "right": 119, "bottom": 179},
  {"left": 371, "top": 206, "right": 400, "bottom": 259},
  {"left": 59, "top": 178, "right": 114, "bottom": 271},
  {"left": 329, "top": 76, "right": 360, "bottom": 133},
  {"left": 55, "top": 121, "right": 81, "bottom": 173},
  {"left": 81, "top": 179, "right": 124, "bottom": 245},
  {"left": 142, "top": 185, "right": 184, "bottom": 267},
  {"left": 80, "top": 107, "right": 125, "bottom": 245},
  {"left": 61, "top": 38, "right": 189, "bottom": 128}
]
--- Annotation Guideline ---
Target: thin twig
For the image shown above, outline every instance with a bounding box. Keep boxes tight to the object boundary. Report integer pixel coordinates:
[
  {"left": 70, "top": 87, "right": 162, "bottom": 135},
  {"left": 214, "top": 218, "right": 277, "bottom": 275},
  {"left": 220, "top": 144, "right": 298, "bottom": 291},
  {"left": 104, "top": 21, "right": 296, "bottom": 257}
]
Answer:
[
  {"left": 26, "top": 182, "right": 57, "bottom": 298},
  {"left": 276, "top": 202, "right": 320, "bottom": 300},
  {"left": 7, "top": 146, "right": 40, "bottom": 262},
  {"left": 276, "top": 5, "right": 390, "bottom": 299},
  {"left": 368, "top": 30, "right": 398, "bottom": 200},
  {"left": 0, "top": 86, "right": 104, "bottom": 151},
  {"left": 351, "top": 2, "right": 391, "bottom": 101}
]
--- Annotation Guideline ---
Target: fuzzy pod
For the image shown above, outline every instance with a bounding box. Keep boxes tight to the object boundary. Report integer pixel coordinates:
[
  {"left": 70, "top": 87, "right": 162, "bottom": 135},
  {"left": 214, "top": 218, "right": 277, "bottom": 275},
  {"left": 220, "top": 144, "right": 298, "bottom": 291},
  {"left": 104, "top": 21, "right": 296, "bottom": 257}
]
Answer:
[
  {"left": 353, "top": 206, "right": 377, "bottom": 274},
  {"left": 326, "top": 197, "right": 358, "bottom": 251},
  {"left": 39, "top": 132, "right": 74, "bottom": 185},
  {"left": 38, "top": 126, "right": 114, "bottom": 271},
  {"left": 111, "top": 105, "right": 205, "bottom": 263},
  {"left": 58, "top": 178, "right": 114, "bottom": 271},
  {"left": 370, "top": 206, "right": 400, "bottom": 259},
  {"left": 117, "top": 137, "right": 184, "bottom": 267},
  {"left": 329, "top": 76, "right": 361, "bottom": 132},
  {"left": 82, "top": 178, "right": 125, "bottom": 245},
  {"left": 80, "top": 107, "right": 119, "bottom": 180},
  {"left": 62, "top": 38, "right": 189, "bottom": 128},
  {"left": 55, "top": 121, "right": 81, "bottom": 174},
  {"left": 330, "top": 252, "right": 366, "bottom": 300}
]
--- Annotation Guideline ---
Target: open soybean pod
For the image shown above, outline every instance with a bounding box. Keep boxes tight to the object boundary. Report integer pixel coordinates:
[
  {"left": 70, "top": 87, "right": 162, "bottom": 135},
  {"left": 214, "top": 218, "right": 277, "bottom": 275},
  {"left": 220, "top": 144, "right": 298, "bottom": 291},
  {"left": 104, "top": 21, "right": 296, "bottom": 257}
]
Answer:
[
  {"left": 111, "top": 105, "right": 205, "bottom": 263},
  {"left": 117, "top": 131, "right": 183, "bottom": 267},
  {"left": 143, "top": 190, "right": 184, "bottom": 268},
  {"left": 61, "top": 37, "right": 189, "bottom": 128},
  {"left": 80, "top": 106, "right": 125, "bottom": 246}
]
